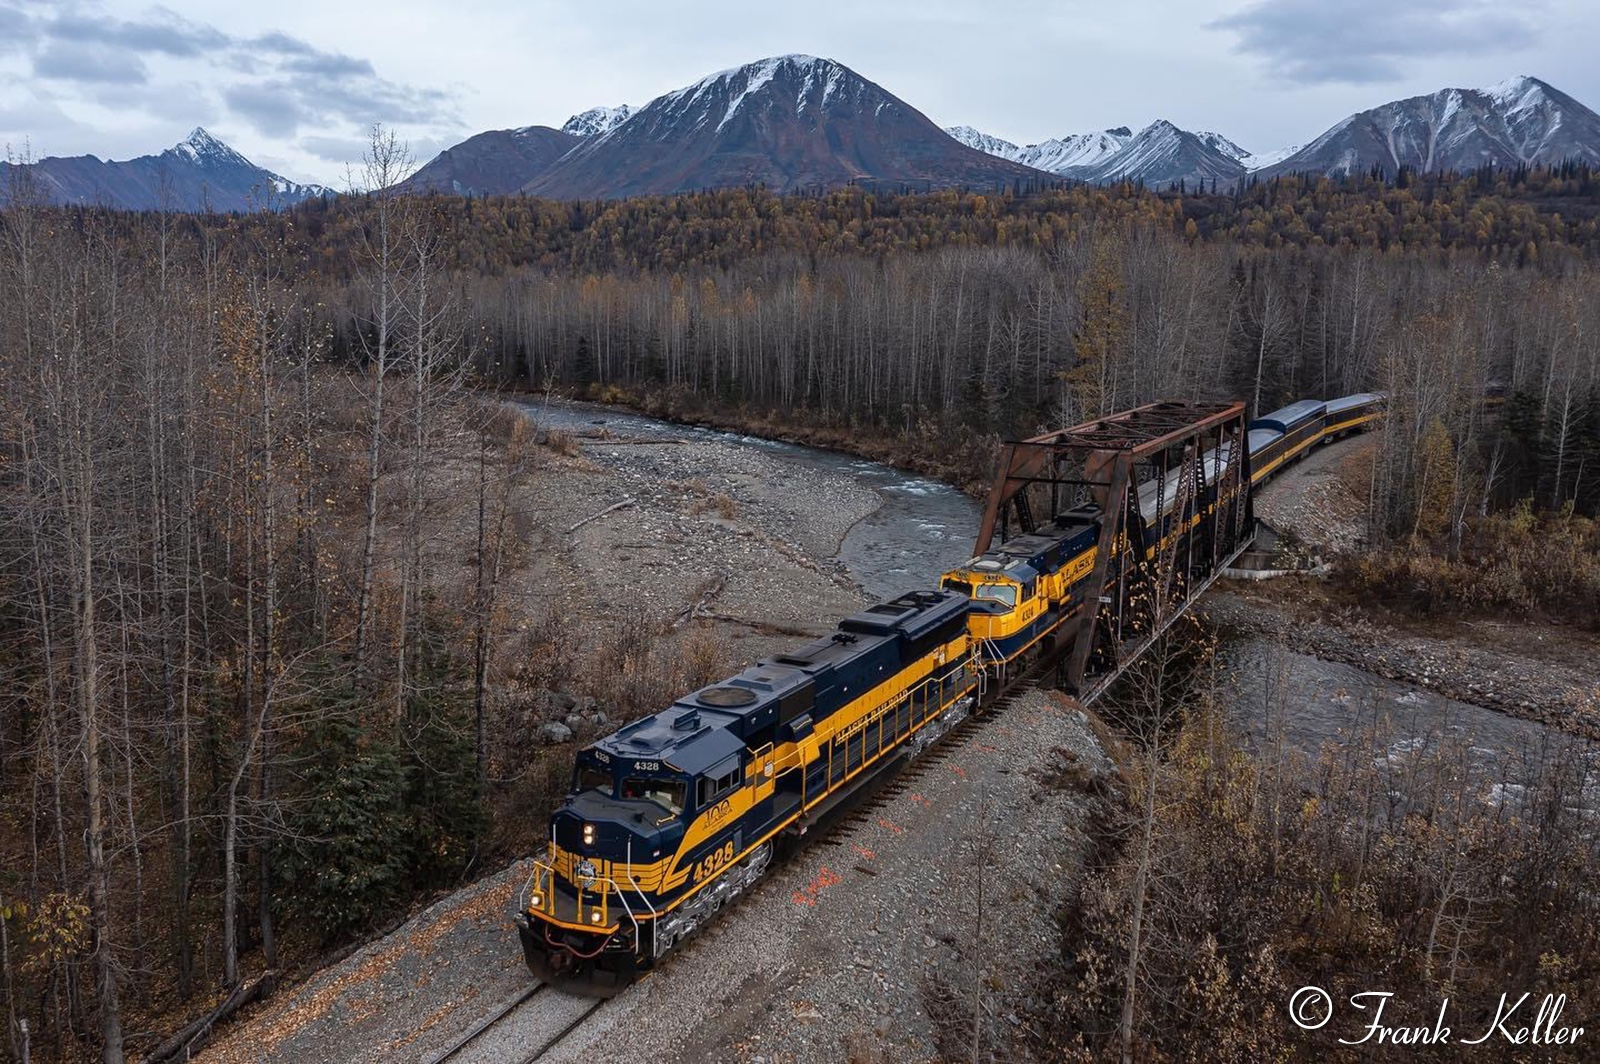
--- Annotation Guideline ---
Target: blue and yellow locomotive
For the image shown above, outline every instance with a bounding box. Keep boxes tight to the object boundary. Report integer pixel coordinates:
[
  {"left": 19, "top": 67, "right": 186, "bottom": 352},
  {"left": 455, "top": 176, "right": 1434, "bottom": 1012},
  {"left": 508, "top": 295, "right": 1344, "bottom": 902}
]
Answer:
[
  {"left": 519, "top": 391, "right": 1384, "bottom": 993},
  {"left": 518, "top": 589, "right": 979, "bottom": 993}
]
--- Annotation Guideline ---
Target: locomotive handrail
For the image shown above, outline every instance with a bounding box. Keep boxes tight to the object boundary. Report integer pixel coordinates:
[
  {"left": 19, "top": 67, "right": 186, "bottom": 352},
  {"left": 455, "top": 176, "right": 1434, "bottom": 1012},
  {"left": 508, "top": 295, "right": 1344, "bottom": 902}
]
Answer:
[{"left": 524, "top": 848, "right": 648, "bottom": 942}]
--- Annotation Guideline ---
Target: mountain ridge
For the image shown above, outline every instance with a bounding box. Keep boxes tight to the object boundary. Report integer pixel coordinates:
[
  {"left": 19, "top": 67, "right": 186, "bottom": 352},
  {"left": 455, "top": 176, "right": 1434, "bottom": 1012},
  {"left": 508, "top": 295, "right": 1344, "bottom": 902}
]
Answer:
[
  {"left": 405, "top": 125, "right": 579, "bottom": 196},
  {"left": 1259, "top": 76, "right": 1600, "bottom": 178},
  {"left": 521, "top": 55, "right": 1051, "bottom": 200},
  {"left": 0, "top": 127, "right": 331, "bottom": 212},
  {"left": 9, "top": 68, "right": 1600, "bottom": 211}
]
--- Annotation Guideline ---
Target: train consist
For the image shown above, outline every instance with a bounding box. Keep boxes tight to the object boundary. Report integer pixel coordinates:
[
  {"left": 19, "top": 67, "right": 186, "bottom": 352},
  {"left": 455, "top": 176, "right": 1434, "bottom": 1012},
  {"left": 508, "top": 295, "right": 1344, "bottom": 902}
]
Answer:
[{"left": 517, "top": 392, "right": 1384, "bottom": 993}]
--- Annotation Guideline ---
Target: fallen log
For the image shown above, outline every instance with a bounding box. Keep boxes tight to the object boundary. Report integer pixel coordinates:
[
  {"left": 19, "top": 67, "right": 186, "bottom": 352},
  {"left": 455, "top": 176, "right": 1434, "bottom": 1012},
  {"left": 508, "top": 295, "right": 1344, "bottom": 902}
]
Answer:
[
  {"left": 670, "top": 574, "right": 728, "bottom": 630},
  {"left": 565, "top": 497, "right": 635, "bottom": 535},
  {"left": 140, "top": 970, "right": 278, "bottom": 1064}
]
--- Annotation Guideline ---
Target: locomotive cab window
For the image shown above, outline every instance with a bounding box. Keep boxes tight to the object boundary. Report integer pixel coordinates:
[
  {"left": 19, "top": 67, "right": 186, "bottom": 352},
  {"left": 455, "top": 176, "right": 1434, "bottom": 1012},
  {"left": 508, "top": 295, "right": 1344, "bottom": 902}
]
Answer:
[
  {"left": 622, "top": 776, "right": 686, "bottom": 816},
  {"left": 696, "top": 763, "right": 742, "bottom": 806},
  {"left": 941, "top": 577, "right": 973, "bottom": 596},
  {"left": 972, "top": 583, "right": 1017, "bottom": 608},
  {"left": 574, "top": 766, "right": 611, "bottom": 795}
]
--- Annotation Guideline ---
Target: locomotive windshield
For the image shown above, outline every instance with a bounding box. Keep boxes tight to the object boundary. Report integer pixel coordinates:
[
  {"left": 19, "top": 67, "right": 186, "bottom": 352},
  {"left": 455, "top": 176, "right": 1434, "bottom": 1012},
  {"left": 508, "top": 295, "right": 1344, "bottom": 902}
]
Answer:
[
  {"left": 621, "top": 776, "right": 687, "bottom": 816},
  {"left": 972, "top": 583, "right": 1017, "bottom": 608}
]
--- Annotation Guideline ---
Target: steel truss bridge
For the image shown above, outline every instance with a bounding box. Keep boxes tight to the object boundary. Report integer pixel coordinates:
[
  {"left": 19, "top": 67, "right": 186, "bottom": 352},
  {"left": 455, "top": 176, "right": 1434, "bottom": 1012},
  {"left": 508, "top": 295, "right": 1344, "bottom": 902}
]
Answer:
[{"left": 974, "top": 400, "right": 1256, "bottom": 704}]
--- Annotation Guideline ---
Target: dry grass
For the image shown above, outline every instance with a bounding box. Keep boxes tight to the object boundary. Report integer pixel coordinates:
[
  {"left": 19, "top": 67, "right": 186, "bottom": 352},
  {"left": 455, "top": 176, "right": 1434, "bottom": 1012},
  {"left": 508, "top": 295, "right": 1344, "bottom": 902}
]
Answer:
[
  {"left": 689, "top": 491, "right": 739, "bottom": 519},
  {"left": 1341, "top": 505, "right": 1600, "bottom": 627},
  {"left": 541, "top": 427, "right": 582, "bottom": 457}
]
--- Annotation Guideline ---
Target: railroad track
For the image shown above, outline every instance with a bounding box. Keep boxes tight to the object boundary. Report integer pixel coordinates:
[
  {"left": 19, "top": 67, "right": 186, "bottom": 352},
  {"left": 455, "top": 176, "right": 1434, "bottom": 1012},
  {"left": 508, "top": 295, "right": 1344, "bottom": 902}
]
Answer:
[{"left": 423, "top": 984, "right": 604, "bottom": 1064}]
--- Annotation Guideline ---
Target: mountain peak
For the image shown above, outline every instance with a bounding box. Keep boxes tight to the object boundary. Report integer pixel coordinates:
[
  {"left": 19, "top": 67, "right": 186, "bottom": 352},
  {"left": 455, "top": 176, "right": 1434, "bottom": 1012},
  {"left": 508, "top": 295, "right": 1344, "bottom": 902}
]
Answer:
[
  {"left": 944, "top": 125, "right": 1022, "bottom": 157},
  {"left": 173, "top": 127, "right": 249, "bottom": 168},
  {"left": 562, "top": 106, "right": 636, "bottom": 138},
  {"left": 715, "top": 54, "right": 832, "bottom": 78},
  {"left": 7, "top": 129, "right": 328, "bottom": 211},
  {"left": 639, "top": 54, "right": 877, "bottom": 138},
  {"left": 948, "top": 124, "right": 1140, "bottom": 176},
  {"left": 1197, "top": 131, "right": 1251, "bottom": 161},
  {"left": 1260, "top": 74, "right": 1600, "bottom": 177},
  {"left": 1482, "top": 75, "right": 1553, "bottom": 113},
  {"left": 522, "top": 54, "right": 1047, "bottom": 200}
]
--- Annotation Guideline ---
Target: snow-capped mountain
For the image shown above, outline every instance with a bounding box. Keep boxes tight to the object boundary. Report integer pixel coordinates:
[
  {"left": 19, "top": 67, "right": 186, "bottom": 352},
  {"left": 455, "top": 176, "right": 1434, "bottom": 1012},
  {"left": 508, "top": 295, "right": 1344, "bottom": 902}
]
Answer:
[
  {"left": 1066, "top": 121, "right": 1245, "bottom": 187},
  {"left": 1017, "top": 130, "right": 1132, "bottom": 174},
  {"left": 523, "top": 55, "right": 1049, "bottom": 200},
  {"left": 945, "top": 125, "right": 1022, "bottom": 158},
  {"left": 1260, "top": 76, "right": 1600, "bottom": 178},
  {"left": 561, "top": 106, "right": 637, "bottom": 138},
  {"left": 1196, "top": 130, "right": 1305, "bottom": 175},
  {"left": 406, "top": 125, "right": 579, "bottom": 196},
  {"left": 946, "top": 125, "right": 1134, "bottom": 175},
  {"left": 1197, "top": 131, "right": 1250, "bottom": 161},
  {"left": 0, "top": 128, "right": 331, "bottom": 212},
  {"left": 1239, "top": 144, "right": 1301, "bottom": 172}
]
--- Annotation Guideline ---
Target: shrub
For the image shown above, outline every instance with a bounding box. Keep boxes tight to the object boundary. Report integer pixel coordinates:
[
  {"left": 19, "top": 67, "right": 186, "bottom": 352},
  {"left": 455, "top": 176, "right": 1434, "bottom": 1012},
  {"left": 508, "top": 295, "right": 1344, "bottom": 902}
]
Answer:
[{"left": 1340, "top": 505, "right": 1600, "bottom": 627}]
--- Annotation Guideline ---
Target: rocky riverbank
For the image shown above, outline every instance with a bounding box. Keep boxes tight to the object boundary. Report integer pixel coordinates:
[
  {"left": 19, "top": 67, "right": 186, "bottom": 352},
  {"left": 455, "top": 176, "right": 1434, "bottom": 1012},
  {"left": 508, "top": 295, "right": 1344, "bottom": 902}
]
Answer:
[{"left": 1207, "top": 586, "right": 1600, "bottom": 741}]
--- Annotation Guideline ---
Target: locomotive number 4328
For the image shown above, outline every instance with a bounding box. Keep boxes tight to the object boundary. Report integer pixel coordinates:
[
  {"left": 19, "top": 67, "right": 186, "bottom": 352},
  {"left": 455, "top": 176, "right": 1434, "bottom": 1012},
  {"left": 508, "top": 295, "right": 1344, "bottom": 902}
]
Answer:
[{"left": 692, "top": 841, "right": 736, "bottom": 883}]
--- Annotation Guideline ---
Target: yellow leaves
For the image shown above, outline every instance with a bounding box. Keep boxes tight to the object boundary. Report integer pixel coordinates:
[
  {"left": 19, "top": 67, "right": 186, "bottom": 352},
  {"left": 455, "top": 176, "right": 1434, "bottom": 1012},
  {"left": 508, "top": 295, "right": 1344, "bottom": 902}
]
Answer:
[
  {"left": 1065, "top": 239, "right": 1126, "bottom": 421},
  {"left": 1538, "top": 951, "right": 1573, "bottom": 983},
  {"left": 1412, "top": 415, "right": 1456, "bottom": 542},
  {"left": 23, "top": 892, "right": 90, "bottom": 975}
]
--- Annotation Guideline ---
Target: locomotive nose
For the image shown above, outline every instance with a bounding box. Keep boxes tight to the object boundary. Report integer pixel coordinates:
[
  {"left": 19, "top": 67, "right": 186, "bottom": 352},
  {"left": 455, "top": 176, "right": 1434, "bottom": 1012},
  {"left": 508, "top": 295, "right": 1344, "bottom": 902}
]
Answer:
[{"left": 553, "top": 797, "right": 682, "bottom": 862}]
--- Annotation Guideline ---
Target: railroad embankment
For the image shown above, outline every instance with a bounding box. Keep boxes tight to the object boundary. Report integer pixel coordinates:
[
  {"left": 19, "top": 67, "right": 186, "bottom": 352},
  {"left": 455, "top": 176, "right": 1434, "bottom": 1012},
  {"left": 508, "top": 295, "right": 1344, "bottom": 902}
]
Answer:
[{"left": 196, "top": 404, "right": 1121, "bottom": 1063}]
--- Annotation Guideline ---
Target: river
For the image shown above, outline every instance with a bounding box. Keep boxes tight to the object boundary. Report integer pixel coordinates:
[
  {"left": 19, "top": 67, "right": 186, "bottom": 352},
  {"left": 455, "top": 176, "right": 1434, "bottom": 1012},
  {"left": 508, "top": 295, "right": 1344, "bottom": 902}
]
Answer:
[{"left": 517, "top": 398, "right": 981, "bottom": 599}]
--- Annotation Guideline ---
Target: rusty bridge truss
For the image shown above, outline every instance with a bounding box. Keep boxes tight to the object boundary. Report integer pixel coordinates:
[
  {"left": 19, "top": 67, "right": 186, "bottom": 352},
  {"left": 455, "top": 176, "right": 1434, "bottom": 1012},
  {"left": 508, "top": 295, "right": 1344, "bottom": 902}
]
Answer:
[{"left": 975, "top": 401, "right": 1256, "bottom": 702}]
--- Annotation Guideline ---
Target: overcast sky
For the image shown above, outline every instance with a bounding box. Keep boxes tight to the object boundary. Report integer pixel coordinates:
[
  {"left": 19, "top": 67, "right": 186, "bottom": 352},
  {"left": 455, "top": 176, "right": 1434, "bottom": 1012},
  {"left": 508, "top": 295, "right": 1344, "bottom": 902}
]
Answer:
[{"left": 1, "top": 0, "right": 1596, "bottom": 186}]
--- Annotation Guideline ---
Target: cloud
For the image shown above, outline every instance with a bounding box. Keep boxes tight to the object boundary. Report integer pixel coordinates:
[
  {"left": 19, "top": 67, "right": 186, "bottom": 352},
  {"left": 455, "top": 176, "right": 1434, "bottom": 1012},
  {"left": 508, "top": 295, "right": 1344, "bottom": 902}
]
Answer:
[
  {"left": 51, "top": 9, "right": 227, "bottom": 58},
  {"left": 224, "top": 83, "right": 308, "bottom": 138},
  {"left": 35, "top": 41, "right": 148, "bottom": 84},
  {"left": 0, "top": 6, "right": 36, "bottom": 53},
  {"left": 0, "top": 0, "right": 458, "bottom": 140},
  {"left": 280, "top": 51, "right": 375, "bottom": 79},
  {"left": 1212, "top": 0, "right": 1542, "bottom": 83},
  {"left": 300, "top": 133, "right": 372, "bottom": 164}
]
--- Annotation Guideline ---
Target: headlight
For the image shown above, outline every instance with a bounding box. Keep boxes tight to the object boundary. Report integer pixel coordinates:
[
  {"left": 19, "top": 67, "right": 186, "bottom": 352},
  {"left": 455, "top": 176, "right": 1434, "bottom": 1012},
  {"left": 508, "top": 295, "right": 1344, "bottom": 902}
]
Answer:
[
  {"left": 589, "top": 911, "right": 603, "bottom": 924},
  {"left": 530, "top": 893, "right": 543, "bottom": 908},
  {"left": 582, "top": 823, "right": 596, "bottom": 844}
]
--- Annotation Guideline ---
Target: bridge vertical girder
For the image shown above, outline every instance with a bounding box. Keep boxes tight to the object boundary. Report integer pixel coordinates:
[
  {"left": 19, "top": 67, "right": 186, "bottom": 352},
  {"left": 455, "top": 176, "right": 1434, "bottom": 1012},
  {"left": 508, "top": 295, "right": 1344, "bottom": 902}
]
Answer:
[{"left": 974, "top": 400, "right": 1255, "bottom": 699}]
